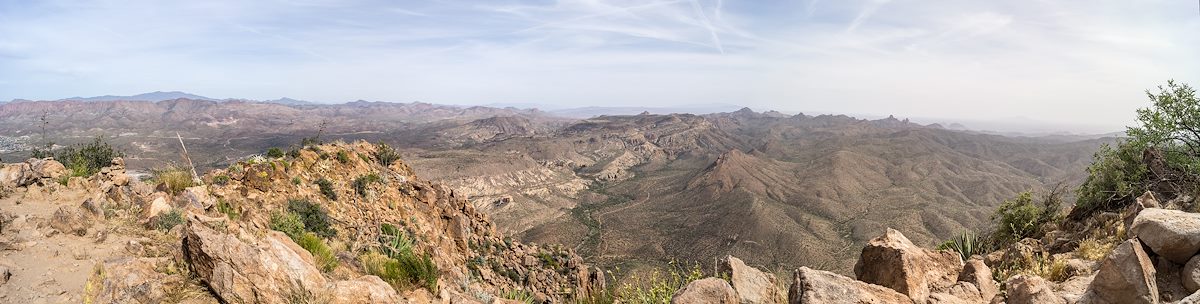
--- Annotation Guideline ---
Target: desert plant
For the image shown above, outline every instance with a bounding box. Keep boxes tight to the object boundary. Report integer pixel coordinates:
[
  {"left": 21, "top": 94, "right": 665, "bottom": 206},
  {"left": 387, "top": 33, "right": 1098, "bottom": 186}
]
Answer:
[
  {"left": 155, "top": 209, "right": 185, "bottom": 231},
  {"left": 270, "top": 211, "right": 307, "bottom": 239},
  {"left": 211, "top": 175, "right": 230, "bottom": 186},
  {"left": 153, "top": 167, "right": 197, "bottom": 195},
  {"left": 937, "top": 232, "right": 985, "bottom": 262},
  {"left": 379, "top": 223, "right": 414, "bottom": 259},
  {"left": 991, "top": 187, "right": 1063, "bottom": 246},
  {"left": 287, "top": 199, "right": 335, "bottom": 238},
  {"left": 352, "top": 174, "right": 382, "bottom": 198},
  {"left": 216, "top": 199, "right": 240, "bottom": 221},
  {"left": 336, "top": 151, "right": 351, "bottom": 164},
  {"left": 360, "top": 251, "right": 439, "bottom": 292},
  {"left": 296, "top": 232, "right": 338, "bottom": 272},
  {"left": 34, "top": 136, "right": 123, "bottom": 177},
  {"left": 501, "top": 289, "right": 536, "bottom": 304},
  {"left": 374, "top": 143, "right": 401, "bottom": 167},
  {"left": 315, "top": 178, "right": 337, "bottom": 201},
  {"left": 1076, "top": 236, "right": 1118, "bottom": 261},
  {"left": 613, "top": 261, "right": 703, "bottom": 304},
  {"left": 267, "top": 147, "right": 285, "bottom": 158}
]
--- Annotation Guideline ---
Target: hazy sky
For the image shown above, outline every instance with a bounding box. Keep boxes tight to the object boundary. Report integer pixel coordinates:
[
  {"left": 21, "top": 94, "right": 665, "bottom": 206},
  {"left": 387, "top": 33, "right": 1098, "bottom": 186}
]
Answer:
[{"left": 0, "top": 0, "right": 1197, "bottom": 131}]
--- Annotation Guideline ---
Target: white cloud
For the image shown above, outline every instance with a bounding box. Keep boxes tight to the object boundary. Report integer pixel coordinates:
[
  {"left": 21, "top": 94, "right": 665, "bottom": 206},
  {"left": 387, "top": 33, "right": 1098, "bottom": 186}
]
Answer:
[{"left": 0, "top": 0, "right": 1197, "bottom": 132}]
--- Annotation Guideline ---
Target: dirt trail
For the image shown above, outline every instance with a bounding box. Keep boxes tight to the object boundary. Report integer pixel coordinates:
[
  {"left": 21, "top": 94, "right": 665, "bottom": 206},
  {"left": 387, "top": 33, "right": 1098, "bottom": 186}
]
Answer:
[{"left": 0, "top": 187, "right": 140, "bottom": 303}]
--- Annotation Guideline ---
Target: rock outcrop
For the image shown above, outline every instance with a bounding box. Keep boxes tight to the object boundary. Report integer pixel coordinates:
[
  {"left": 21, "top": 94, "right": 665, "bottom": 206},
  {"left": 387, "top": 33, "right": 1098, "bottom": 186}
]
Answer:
[
  {"left": 1078, "top": 238, "right": 1158, "bottom": 304},
  {"left": 183, "top": 217, "right": 335, "bottom": 303},
  {"left": 671, "top": 278, "right": 739, "bottom": 304},
  {"left": 854, "top": 228, "right": 963, "bottom": 302},
  {"left": 719, "top": 255, "right": 785, "bottom": 304},
  {"left": 787, "top": 267, "right": 913, "bottom": 304},
  {"left": 959, "top": 257, "right": 998, "bottom": 301}
]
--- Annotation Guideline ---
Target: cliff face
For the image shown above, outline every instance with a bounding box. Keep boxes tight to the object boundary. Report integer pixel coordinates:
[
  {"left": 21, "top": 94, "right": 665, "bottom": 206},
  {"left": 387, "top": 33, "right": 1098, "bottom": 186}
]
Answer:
[{"left": 0, "top": 141, "right": 603, "bottom": 303}]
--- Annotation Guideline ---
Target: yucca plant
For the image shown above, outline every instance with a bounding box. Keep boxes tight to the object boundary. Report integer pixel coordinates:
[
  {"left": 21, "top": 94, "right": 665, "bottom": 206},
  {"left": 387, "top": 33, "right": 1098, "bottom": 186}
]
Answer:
[{"left": 937, "top": 232, "right": 984, "bottom": 262}]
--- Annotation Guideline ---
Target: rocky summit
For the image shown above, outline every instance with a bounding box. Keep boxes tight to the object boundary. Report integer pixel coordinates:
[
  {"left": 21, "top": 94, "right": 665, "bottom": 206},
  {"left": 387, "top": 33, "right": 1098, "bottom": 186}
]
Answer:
[{"left": 0, "top": 141, "right": 603, "bottom": 303}]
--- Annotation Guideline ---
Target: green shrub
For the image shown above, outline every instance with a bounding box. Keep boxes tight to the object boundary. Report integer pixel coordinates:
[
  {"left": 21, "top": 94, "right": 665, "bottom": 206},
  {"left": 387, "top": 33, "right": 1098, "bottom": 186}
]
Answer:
[
  {"left": 374, "top": 143, "right": 401, "bottom": 167},
  {"left": 155, "top": 209, "right": 184, "bottom": 231},
  {"left": 365, "top": 223, "right": 438, "bottom": 292},
  {"left": 336, "top": 151, "right": 351, "bottom": 164},
  {"left": 292, "top": 176, "right": 302, "bottom": 185},
  {"left": 352, "top": 174, "right": 382, "bottom": 198},
  {"left": 315, "top": 178, "right": 337, "bottom": 201},
  {"left": 217, "top": 199, "right": 240, "bottom": 221},
  {"left": 270, "top": 211, "right": 306, "bottom": 239},
  {"left": 1076, "top": 81, "right": 1200, "bottom": 217},
  {"left": 266, "top": 147, "right": 285, "bottom": 158},
  {"left": 34, "top": 136, "right": 123, "bottom": 177},
  {"left": 992, "top": 187, "right": 1063, "bottom": 245},
  {"left": 614, "top": 261, "right": 703, "bottom": 304},
  {"left": 153, "top": 167, "right": 196, "bottom": 195},
  {"left": 296, "top": 232, "right": 338, "bottom": 272},
  {"left": 287, "top": 199, "right": 335, "bottom": 238},
  {"left": 211, "top": 175, "right": 231, "bottom": 186},
  {"left": 360, "top": 251, "right": 438, "bottom": 292}
]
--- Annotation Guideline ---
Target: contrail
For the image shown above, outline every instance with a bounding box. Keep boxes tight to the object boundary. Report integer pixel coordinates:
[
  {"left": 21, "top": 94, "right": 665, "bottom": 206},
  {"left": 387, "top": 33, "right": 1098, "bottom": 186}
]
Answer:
[{"left": 689, "top": 0, "right": 725, "bottom": 54}]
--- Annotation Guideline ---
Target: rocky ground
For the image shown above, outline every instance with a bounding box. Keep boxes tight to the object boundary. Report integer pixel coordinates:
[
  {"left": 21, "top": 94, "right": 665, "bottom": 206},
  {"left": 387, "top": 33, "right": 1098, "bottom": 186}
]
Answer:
[
  {"left": 672, "top": 191, "right": 1200, "bottom": 303},
  {"left": 0, "top": 141, "right": 604, "bottom": 303}
]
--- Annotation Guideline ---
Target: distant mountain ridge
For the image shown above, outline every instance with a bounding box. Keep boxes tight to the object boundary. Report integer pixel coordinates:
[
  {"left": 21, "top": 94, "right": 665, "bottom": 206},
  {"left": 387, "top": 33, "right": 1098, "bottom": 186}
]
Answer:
[{"left": 61, "top": 91, "right": 217, "bottom": 102}]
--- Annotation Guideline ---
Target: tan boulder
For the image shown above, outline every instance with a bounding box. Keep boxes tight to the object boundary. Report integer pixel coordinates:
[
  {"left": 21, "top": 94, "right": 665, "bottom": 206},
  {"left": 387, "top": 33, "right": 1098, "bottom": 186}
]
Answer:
[
  {"left": 50, "top": 206, "right": 92, "bottom": 236},
  {"left": 330, "top": 275, "right": 403, "bottom": 303},
  {"left": 181, "top": 185, "right": 216, "bottom": 210},
  {"left": 671, "top": 277, "right": 738, "bottom": 304},
  {"left": 141, "top": 193, "right": 171, "bottom": 223},
  {"left": 1078, "top": 238, "right": 1158, "bottom": 304},
  {"left": 788, "top": 267, "right": 913, "bottom": 304},
  {"left": 854, "top": 228, "right": 962, "bottom": 302},
  {"left": 0, "top": 162, "right": 32, "bottom": 187},
  {"left": 82, "top": 257, "right": 179, "bottom": 303},
  {"left": 183, "top": 217, "right": 328, "bottom": 303},
  {"left": 1005, "top": 275, "right": 1064, "bottom": 304},
  {"left": 1184, "top": 254, "right": 1200, "bottom": 293},
  {"left": 959, "top": 257, "right": 997, "bottom": 301},
  {"left": 928, "top": 282, "right": 984, "bottom": 304},
  {"left": 1056, "top": 273, "right": 1095, "bottom": 303},
  {"left": 30, "top": 158, "right": 67, "bottom": 180},
  {"left": 719, "top": 255, "right": 785, "bottom": 304},
  {"left": 1131, "top": 208, "right": 1200, "bottom": 264}
]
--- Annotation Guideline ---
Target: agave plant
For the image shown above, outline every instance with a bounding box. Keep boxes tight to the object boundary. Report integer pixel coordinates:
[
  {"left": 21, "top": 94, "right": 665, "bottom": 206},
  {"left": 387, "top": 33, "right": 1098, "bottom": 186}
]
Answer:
[{"left": 937, "top": 232, "right": 984, "bottom": 261}]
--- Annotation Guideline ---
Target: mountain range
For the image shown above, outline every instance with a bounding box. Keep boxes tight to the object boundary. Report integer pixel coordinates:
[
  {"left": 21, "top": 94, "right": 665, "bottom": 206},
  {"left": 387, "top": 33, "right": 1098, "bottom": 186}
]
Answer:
[{"left": 0, "top": 98, "right": 1110, "bottom": 276}]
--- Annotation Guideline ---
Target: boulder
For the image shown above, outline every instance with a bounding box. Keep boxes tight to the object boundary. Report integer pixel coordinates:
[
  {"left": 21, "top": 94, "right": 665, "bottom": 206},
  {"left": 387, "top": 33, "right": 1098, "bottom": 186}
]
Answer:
[
  {"left": 1078, "top": 238, "right": 1158, "bottom": 304},
  {"left": 959, "top": 257, "right": 998, "bottom": 301},
  {"left": 788, "top": 267, "right": 913, "bottom": 304},
  {"left": 30, "top": 158, "right": 66, "bottom": 180},
  {"left": 1131, "top": 208, "right": 1200, "bottom": 264},
  {"left": 1005, "top": 275, "right": 1065, "bottom": 304},
  {"left": 0, "top": 162, "right": 32, "bottom": 187},
  {"left": 1056, "top": 273, "right": 1095, "bottom": 303},
  {"left": 181, "top": 185, "right": 216, "bottom": 210},
  {"left": 671, "top": 277, "right": 738, "bottom": 304},
  {"left": 330, "top": 275, "right": 402, "bottom": 303},
  {"left": 719, "top": 255, "right": 784, "bottom": 304},
  {"left": 928, "top": 282, "right": 984, "bottom": 304},
  {"left": 854, "top": 228, "right": 962, "bottom": 302},
  {"left": 183, "top": 217, "right": 328, "bottom": 303},
  {"left": 50, "top": 206, "right": 93, "bottom": 236},
  {"left": 1185, "top": 254, "right": 1200, "bottom": 293},
  {"left": 141, "top": 193, "right": 171, "bottom": 223},
  {"left": 82, "top": 257, "right": 177, "bottom": 303},
  {"left": 1156, "top": 256, "right": 1190, "bottom": 302}
]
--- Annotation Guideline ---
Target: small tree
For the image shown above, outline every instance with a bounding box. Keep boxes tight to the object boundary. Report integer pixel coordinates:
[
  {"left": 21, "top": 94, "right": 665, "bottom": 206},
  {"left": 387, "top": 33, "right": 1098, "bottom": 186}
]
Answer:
[{"left": 1075, "top": 80, "right": 1200, "bottom": 215}]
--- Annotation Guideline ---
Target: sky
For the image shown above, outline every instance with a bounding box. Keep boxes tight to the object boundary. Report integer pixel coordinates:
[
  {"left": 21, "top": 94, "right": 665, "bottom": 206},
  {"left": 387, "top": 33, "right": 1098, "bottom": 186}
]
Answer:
[{"left": 0, "top": 0, "right": 1197, "bottom": 132}]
